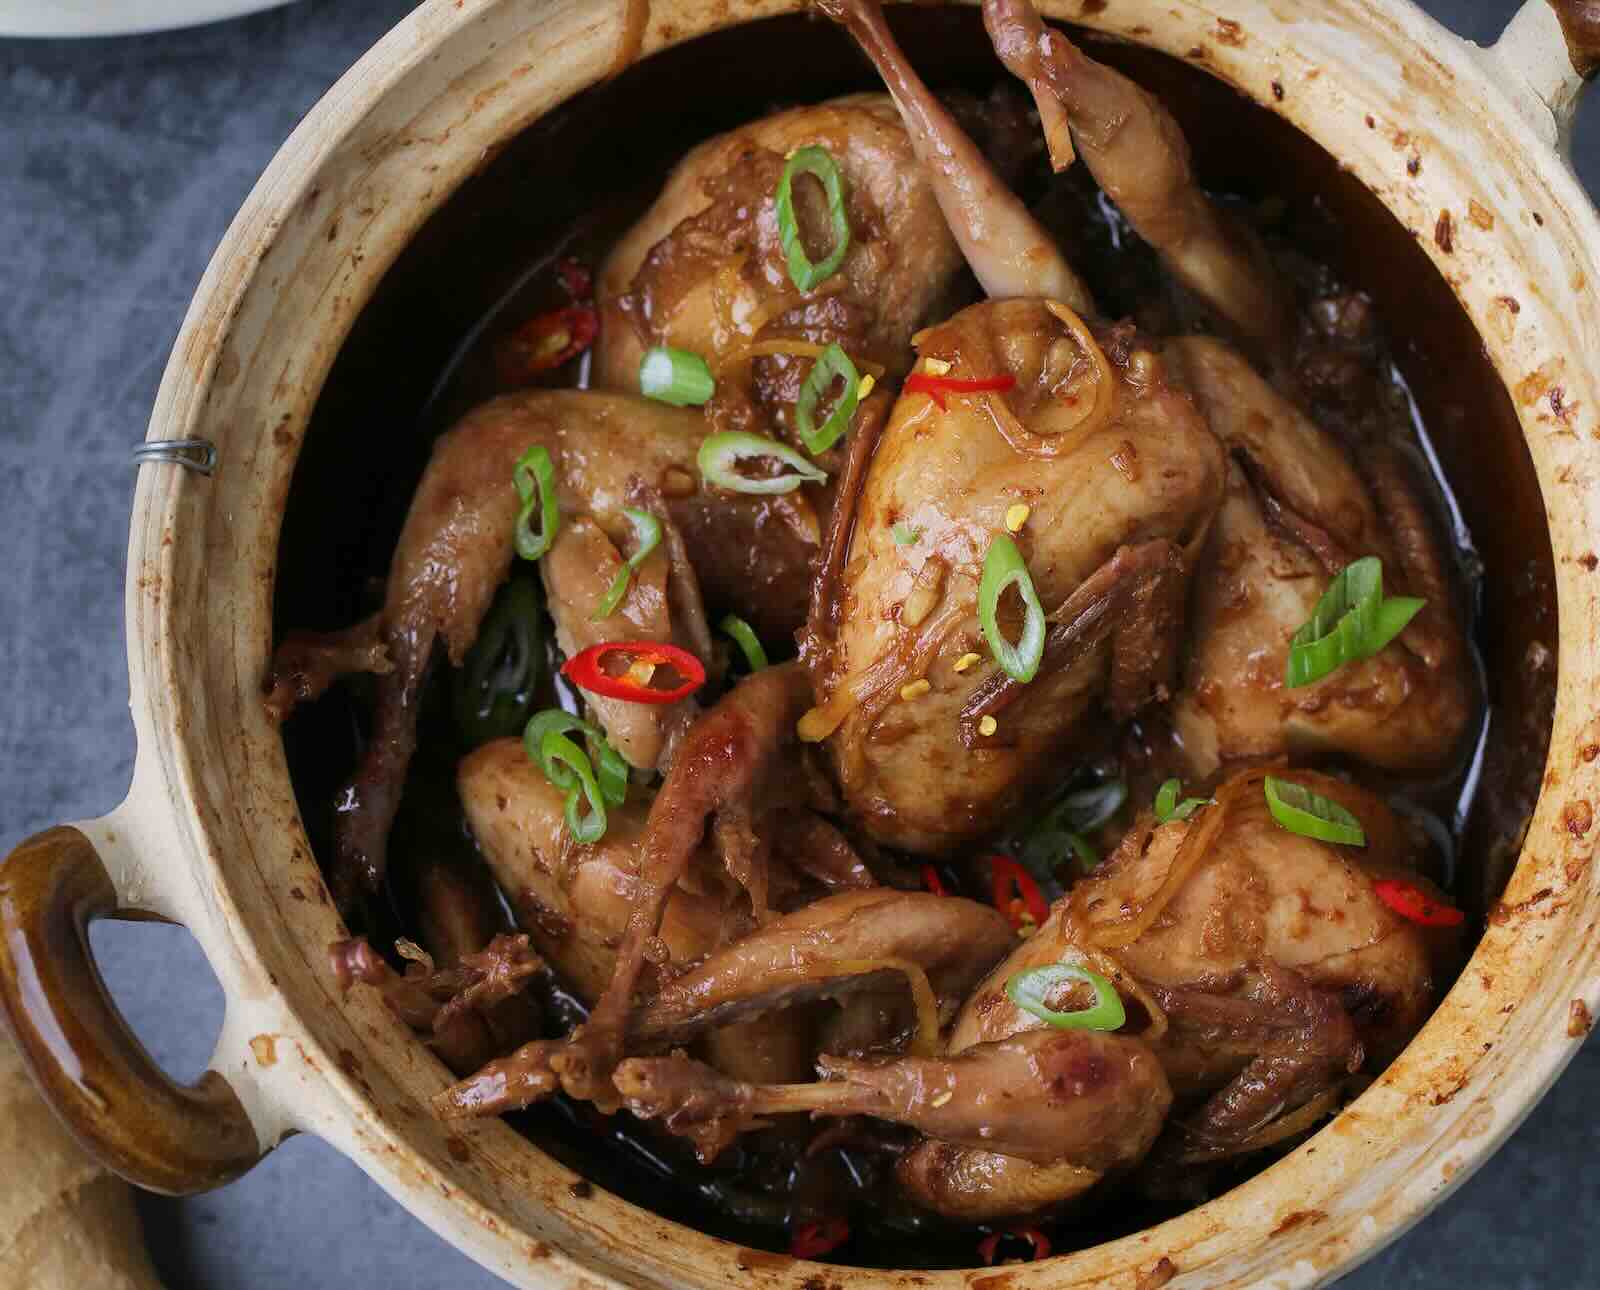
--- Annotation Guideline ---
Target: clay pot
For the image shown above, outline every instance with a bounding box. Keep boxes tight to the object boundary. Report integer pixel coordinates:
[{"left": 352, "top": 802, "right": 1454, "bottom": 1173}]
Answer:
[{"left": 4, "top": 2, "right": 1599, "bottom": 1286}]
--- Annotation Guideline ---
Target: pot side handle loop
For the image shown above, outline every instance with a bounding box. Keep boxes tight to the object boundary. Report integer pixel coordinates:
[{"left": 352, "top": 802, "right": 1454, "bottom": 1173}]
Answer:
[
  {"left": 0, "top": 826, "right": 264, "bottom": 1195},
  {"left": 1495, "top": 1, "right": 1600, "bottom": 144}
]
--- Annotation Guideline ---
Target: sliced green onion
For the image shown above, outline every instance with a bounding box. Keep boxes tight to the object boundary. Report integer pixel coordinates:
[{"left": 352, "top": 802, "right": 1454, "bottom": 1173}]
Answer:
[
  {"left": 525, "top": 709, "right": 627, "bottom": 808},
  {"left": 540, "top": 730, "right": 608, "bottom": 844},
  {"left": 639, "top": 346, "right": 715, "bottom": 407},
  {"left": 1154, "top": 778, "right": 1210, "bottom": 824},
  {"left": 1006, "top": 963, "right": 1126, "bottom": 1031},
  {"left": 775, "top": 145, "right": 851, "bottom": 292},
  {"left": 892, "top": 522, "right": 920, "bottom": 546},
  {"left": 512, "top": 444, "right": 559, "bottom": 562},
  {"left": 1285, "top": 556, "right": 1425, "bottom": 688},
  {"left": 720, "top": 614, "right": 768, "bottom": 672},
  {"left": 795, "top": 343, "right": 860, "bottom": 456},
  {"left": 1373, "top": 594, "right": 1427, "bottom": 647},
  {"left": 698, "top": 430, "right": 828, "bottom": 495},
  {"left": 592, "top": 507, "right": 663, "bottom": 621},
  {"left": 978, "top": 534, "right": 1046, "bottom": 684},
  {"left": 452, "top": 573, "right": 546, "bottom": 748},
  {"left": 1264, "top": 775, "right": 1366, "bottom": 847}
]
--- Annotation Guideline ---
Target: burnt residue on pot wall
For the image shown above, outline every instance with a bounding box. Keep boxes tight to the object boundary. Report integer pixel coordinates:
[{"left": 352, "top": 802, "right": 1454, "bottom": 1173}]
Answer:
[{"left": 270, "top": 4, "right": 1556, "bottom": 1263}]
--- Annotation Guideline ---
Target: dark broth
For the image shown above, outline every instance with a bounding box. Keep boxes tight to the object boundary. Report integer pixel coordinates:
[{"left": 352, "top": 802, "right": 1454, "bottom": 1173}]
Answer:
[{"left": 275, "top": 6, "right": 1556, "bottom": 1269}]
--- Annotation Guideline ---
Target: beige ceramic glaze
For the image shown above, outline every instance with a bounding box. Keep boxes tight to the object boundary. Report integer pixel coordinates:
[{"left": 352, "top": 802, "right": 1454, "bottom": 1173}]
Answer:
[{"left": 8, "top": 1, "right": 1600, "bottom": 1287}]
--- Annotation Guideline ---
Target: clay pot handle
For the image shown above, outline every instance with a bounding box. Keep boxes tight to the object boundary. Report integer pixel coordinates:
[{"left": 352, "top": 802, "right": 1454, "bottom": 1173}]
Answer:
[
  {"left": 1497, "top": 2, "right": 1600, "bottom": 140},
  {"left": 0, "top": 826, "right": 264, "bottom": 1194}
]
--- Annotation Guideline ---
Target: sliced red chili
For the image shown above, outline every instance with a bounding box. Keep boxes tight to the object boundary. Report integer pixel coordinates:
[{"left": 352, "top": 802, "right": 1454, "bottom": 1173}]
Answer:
[
  {"left": 990, "top": 856, "right": 1050, "bottom": 931},
  {"left": 921, "top": 864, "right": 948, "bottom": 898},
  {"left": 561, "top": 641, "right": 706, "bottom": 705},
  {"left": 1373, "top": 878, "right": 1465, "bottom": 928},
  {"left": 978, "top": 1227, "right": 1052, "bottom": 1265},
  {"left": 790, "top": 1217, "right": 850, "bottom": 1260},
  {"left": 556, "top": 255, "right": 594, "bottom": 301},
  {"left": 496, "top": 304, "right": 599, "bottom": 384},
  {"left": 905, "top": 372, "right": 1017, "bottom": 412}
]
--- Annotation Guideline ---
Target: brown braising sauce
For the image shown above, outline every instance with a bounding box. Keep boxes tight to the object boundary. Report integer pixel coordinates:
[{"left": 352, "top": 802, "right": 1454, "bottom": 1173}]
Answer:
[{"left": 275, "top": 7, "right": 1555, "bottom": 1269}]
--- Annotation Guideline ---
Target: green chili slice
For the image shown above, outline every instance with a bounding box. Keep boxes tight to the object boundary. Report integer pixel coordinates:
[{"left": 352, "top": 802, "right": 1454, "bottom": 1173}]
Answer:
[
  {"left": 720, "top": 614, "right": 769, "bottom": 672},
  {"left": 776, "top": 145, "right": 851, "bottom": 292},
  {"left": 698, "top": 430, "right": 828, "bottom": 495},
  {"left": 978, "top": 533, "right": 1046, "bottom": 684},
  {"left": 1285, "top": 556, "right": 1425, "bottom": 688},
  {"left": 1018, "top": 778, "right": 1125, "bottom": 878},
  {"left": 1264, "top": 775, "right": 1366, "bottom": 847},
  {"left": 452, "top": 573, "right": 546, "bottom": 747},
  {"left": 795, "top": 342, "right": 860, "bottom": 456},
  {"left": 639, "top": 346, "right": 716, "bottom": 407},
  {"left": 592, "top": 507, "right": 663, "bottom": 622},
  {"left": 1060, "top": 779, "right": 1127, "bottom": 832},
  {"left": 512, "top": 444, "right": 560, "bottom": 562},
  {"left": 540, "top": 730, "right": 608, "bottom": 844},
  {"left": 1006, "top": 963, "right": 1126, "bottom": 1031}
]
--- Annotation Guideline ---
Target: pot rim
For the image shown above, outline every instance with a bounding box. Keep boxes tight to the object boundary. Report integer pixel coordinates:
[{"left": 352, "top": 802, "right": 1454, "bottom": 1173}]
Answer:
[{"left": 119, "top": 1, "right": 1600, "bottom": 1287}]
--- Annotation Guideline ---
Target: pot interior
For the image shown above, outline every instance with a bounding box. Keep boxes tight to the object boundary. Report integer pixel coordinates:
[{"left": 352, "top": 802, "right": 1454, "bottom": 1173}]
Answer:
[{"left": 272, "top": 4, "right": 1557, "bottom": 1269}]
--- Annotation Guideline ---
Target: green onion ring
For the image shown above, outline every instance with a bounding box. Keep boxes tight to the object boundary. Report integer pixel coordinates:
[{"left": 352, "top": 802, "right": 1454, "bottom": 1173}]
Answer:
[
  {"left": 698, "top": 430, "right": 828, "bottom": 495},
  {"left": 639, "top": 346, "right": 716, "bottom": 407},
  {"left": 775, "top": 145, "right": 851, "bottom": 292},
  {"left": 1006, "top": 963, "right": 1126, "bottom": 1031},
  {"left": 978, "top": 534, "right": 1045, "bottom": 683},
  {"left": 720, "top": 614, "right": 769, "bottom": 672},
  {"left": 795, "top": 342, "right": 860, "bottom": 456},
  {"left": 1264, "top": 775, "right": 1366, "bottom": 847},
  {"left": 540, "top": 730, "right": 609, "bottom": 844},
  {"left": 525, "top": 709, "right": 628, "bottom": 808},
  {"left": 512, "top": 444, "right": 560, "bottom": 562},
  {"left": 1286, "top": 556, "right": 1425, "bottom": 688},
  {"left": 592, "top": 507, "right": 663, "bottom": 622},
  {"left": 892, "top": 522, "right": 920, "bottom": 546}
]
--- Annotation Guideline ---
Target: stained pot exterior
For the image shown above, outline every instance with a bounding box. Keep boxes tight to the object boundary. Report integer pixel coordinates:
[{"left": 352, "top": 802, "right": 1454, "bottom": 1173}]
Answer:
[{"left": 17, "top": 2, "right": 1600, "bottom": 1287}]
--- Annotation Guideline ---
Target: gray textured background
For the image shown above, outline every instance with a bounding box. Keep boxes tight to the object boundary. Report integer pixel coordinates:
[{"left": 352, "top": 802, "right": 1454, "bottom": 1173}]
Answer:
[{"left": 1, "top": 1, "right": 1596, "bottom": 1286}]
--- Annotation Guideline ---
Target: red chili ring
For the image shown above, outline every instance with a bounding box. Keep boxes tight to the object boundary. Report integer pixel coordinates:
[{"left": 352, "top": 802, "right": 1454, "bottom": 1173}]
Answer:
[
  {"left": 1373, "top": 878, "right": 1465, "bottom": 927},
  {"left": 496, "top": 304, "right": 599, "bottom": 384},
  {"left": 921, "top": 864, "right": 949, "bottom": 898},
  {"left": 790, "top": 1217, "right": 850, "bottom": 1260},
  {"left": 989, "top": 855, "right": 1050, "bottom": 930},
  {"left": 560, "top": 641, "right": 707, "bottom": 706},
  {"left": 905, "top": 372, "right": 1017, "bottom": 412}
]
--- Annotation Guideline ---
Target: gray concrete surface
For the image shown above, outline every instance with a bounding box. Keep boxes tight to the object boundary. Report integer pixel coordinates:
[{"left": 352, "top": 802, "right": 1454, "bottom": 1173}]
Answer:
[{"left": 1, "top": 1, "right": 1595, "bottom": 1285}]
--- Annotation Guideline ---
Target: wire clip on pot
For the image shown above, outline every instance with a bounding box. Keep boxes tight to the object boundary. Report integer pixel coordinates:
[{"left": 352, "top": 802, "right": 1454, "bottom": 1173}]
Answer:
[{"left": 131, "top": 439, "right": 218, "bottom": 477}]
